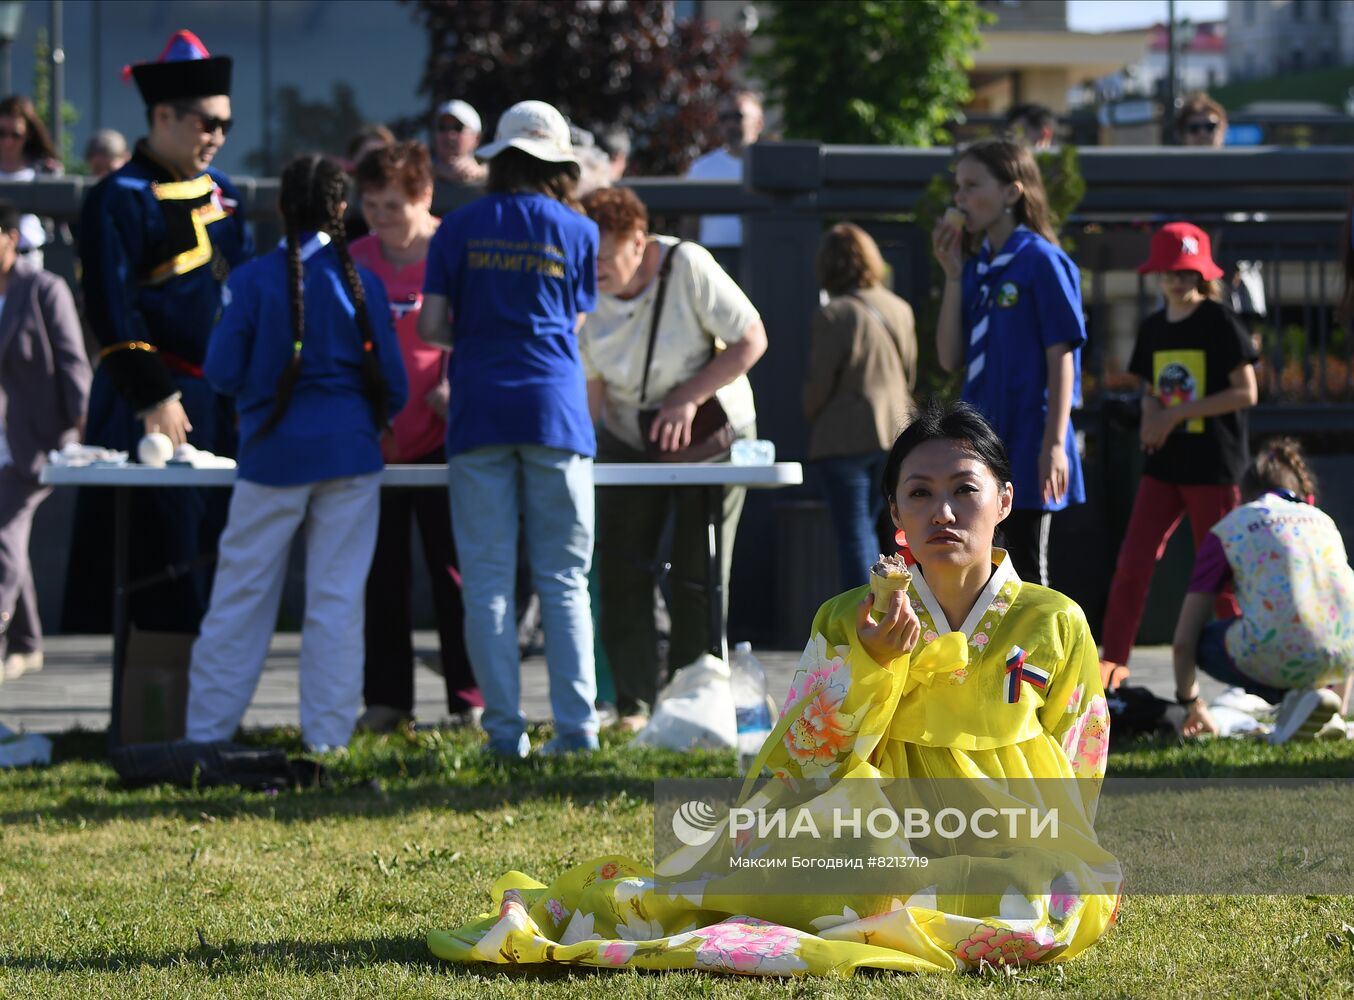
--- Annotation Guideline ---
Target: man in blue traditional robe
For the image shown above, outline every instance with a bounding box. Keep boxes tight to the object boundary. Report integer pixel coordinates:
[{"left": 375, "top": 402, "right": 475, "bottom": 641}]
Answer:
[{"left": 64, "top": 30, "right": 253, "bottom": 633}]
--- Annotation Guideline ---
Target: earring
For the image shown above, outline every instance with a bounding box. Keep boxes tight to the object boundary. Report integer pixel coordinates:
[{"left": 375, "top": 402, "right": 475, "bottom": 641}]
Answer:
[{"left": 1003, "top": 205, "right": 1013, "bottom": 214}]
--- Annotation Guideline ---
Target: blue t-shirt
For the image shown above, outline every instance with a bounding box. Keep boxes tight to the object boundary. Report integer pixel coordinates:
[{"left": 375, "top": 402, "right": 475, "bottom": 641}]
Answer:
[
  {"left": 960, "top": 229, "right": 1086, "bottom": 511},
  {"left": 423, "top": 192, "right": 599, "bottom": 458},
  {"left": 205, "top": 236, "right": 409, "bottom": 487}
]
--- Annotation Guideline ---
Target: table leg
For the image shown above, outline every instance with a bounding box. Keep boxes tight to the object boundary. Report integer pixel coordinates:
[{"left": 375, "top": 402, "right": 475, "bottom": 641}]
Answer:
[
  {"left": 108, "top": 486, "right": 128, "bottom": 750},
  {"left": 705, "top": 484, "right": 727, "bottom": 661}
]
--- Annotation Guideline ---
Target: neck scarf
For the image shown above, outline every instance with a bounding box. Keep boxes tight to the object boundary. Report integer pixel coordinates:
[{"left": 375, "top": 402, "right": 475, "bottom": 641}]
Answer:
[
  {"left": 276, "top": 231, "right": 332, "bottom": 262},
  {"left": 965, "top": 224, "right": 1039, "bottom": 396}
]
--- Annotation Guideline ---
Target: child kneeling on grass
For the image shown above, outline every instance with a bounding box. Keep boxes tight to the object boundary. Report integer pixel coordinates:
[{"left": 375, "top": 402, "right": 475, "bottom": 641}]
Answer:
[
  {"left": 1173, "top": 438, "right": 1354, "bottom": 742},
  {"left": 185, "top": 154, "right": 408, "bottom": 752}
]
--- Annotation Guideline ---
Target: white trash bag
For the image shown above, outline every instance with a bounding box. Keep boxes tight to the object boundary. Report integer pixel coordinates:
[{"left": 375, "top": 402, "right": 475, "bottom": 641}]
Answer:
[
  {"left": 1207, "top": 686, "right": 1275, "bottom": 738},
  {"left": 630, "top": 654, "right": 737, "bottom": 751}
]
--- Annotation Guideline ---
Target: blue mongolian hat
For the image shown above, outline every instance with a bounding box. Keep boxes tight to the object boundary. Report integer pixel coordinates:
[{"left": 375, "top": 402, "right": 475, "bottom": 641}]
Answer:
[{"left": 128, "top": 30, "right": 232, "bottom": 106}]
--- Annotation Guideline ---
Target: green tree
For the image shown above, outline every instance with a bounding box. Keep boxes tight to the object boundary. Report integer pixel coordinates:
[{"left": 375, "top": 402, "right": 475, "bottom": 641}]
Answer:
[
  {"left": 755, "top": 0, "right": 990, "bottom": 147},
  {"left": 403, "top": 0, "right": 747, "bottom": 175}
]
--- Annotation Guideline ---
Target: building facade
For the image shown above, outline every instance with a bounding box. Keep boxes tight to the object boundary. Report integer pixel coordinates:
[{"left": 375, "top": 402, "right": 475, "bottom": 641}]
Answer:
[
  {"left": 1227, "top": 0, "right": 1352, "bottom": 80},
  {"left": 1137, "top": 20, "right": 1228, "bottom": 95},
  {"left": 970, "top": 0, "right": 1148, "bottom": 112},
  {"left": 7, "top": 0, "right": 429, "bottom": 177}
]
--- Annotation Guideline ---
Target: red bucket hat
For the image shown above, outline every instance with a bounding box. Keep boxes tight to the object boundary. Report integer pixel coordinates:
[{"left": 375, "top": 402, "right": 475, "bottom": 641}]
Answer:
[{"left": 1137, "top": 222, "right": 1223, "bottom": 280}]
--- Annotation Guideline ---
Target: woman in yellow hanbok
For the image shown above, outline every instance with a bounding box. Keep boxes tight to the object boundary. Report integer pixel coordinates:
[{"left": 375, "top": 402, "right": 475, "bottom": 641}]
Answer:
[{"left": 429, "top": 401, "right": 1121, "bottom": 976}]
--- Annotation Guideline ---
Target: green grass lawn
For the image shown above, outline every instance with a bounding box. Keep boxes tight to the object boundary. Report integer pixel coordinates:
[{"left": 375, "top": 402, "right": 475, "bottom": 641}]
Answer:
[{"left": 3, "top": 727, "right": 1353, "bottom": 998}]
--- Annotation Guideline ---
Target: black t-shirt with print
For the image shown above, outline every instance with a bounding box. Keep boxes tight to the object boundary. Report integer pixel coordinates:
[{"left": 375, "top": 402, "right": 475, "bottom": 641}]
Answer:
[{"left": 1128, "top": 298, "right": 1259, "bottom": 485}]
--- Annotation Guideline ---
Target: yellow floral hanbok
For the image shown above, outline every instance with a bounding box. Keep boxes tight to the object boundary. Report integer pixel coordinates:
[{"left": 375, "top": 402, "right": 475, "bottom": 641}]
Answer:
[{"left": 429, "top": 552, "right": 1120, "bottom": 976}]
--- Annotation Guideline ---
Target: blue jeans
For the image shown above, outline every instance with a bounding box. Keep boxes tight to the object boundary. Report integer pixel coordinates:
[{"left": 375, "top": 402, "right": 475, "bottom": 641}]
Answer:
[
  {"left": 1196, "top": 619, "right": 1287, "bottom": 704},
  {"left": 813, "top": 453, "right": 889, "bottom": 592},
  {"left": 447, "top": 445, "right": 599, "bottom": 755}
]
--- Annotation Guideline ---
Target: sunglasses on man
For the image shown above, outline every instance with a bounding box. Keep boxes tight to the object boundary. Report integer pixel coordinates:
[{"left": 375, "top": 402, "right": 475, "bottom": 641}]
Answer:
[
  {"left": 173, "top": 104, "right": 233, "bottom": 137},
  {"left": 1185, "top": 119, "right": 1219, "bottom": 136},
  {"left": 436, "top": 118, "right": 467, "bottom": 134}
]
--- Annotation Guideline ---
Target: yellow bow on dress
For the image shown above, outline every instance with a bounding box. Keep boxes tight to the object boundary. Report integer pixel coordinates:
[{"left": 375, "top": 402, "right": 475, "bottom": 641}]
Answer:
[{"left": 897, "top": 631, "right": 969, "bottom": 698}]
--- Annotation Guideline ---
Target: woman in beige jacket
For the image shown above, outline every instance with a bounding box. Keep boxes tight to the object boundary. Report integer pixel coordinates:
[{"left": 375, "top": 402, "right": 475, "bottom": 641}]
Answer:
[{"left": 803, "top": 223, "right": 917, "bottom": 589}]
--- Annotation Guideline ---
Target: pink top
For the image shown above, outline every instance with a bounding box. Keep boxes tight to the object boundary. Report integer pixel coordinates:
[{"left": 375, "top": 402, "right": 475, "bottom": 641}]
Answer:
[
  {"left": 350, "top": 232, "right": 446, "bottom": 462},
  {"left": 1186, "top": 532, "right": 1232, "bottom": 593}
]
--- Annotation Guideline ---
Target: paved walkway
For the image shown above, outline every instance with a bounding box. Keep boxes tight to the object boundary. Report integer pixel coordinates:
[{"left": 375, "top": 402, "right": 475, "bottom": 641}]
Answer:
[{"left": 0, "top": 633, "right": 1211, "bottom": 736}]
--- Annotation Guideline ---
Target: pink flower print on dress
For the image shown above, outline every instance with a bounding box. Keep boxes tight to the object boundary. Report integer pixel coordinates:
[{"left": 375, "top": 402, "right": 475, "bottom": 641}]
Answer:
[
  {"left": 923, "top": 630, "right": 939, "bottom": 644},
  {"left": 781, "top": 637, "right": 855, "bottom": 769},
  {"left": 1061, "top": 706, "right": 1088, "bottom": 762},
  {"left": 784, "top": 688, "right": 853, "bottom": 769},
  {"left": 598, "top": 862, "right": 621, "bottom": 881},
  {"left": 687, "top": 918, "right": 808, "bottom": 974},
  {"left": 544, "top": 897, "right": 568, "bottom": 924},
  {"left": 500, "top": 888, "right": 529, "bottom": 922},
  {"left": 1064, "top": 684, "right": 1084, "bottom": 715},
  {"left": 1049, "top": 892, "right": 1080, "bottom": 922},
  {"left": 1069, "top": 695, "right": 1110, "bottom": 777},
  {"left": 972, "top": 632, "right": 990, "bottom": 649},
  {"left": 953, "top": 924, "right": 1056, "bottom": 968},
  {"left": 950, "top": 668, "right": 969, "bottom": 685},
  {"left": 600, "top": 941, "right": 637, "bottom": 965},
  {"left": 779, "top": 660, "right": 847, "bottom": 720}
]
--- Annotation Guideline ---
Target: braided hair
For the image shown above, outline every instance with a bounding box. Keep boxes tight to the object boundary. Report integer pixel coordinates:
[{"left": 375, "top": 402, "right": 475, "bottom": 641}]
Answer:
[
  {"left": 258, "top": 154, "right": 390, "bottom": 436},
  {"left": 1242, "top": 436, "right": 1317, "bottom": 502}
]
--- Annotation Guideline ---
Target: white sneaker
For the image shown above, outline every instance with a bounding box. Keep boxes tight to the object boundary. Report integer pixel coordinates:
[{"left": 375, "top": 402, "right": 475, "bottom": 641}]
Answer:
[
  {"left": 2, "top": 650, "right": 43, "bottom": 682},
  {"left": 1269, "top": 687, "right": 1344, "bottom": 745}
]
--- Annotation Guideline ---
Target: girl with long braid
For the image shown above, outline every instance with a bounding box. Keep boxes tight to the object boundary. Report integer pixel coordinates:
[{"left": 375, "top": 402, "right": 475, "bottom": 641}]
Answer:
[
  {"left": 1172, "top": 437, "right": 1354, "bottom": 742},
  {"left": 185, "top": 154, "right": 408, "bottom": 752}
]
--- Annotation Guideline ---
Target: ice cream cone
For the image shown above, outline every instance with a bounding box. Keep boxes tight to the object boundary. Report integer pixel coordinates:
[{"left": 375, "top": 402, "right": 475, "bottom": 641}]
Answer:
[{"left": 869, "top": 554, "right": 913, "bottom": 621}]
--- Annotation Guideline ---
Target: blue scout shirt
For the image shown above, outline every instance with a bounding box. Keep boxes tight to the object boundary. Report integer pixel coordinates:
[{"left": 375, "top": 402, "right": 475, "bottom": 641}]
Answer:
[
  {"left": 423, "top": 191, "right": 598, "bottom": 458},
  {"left": 960, "top": 227, "right": 1086, "bottom": 511},
  {"left": 206, "top": 234, "right": 409, "bottom": 487}
]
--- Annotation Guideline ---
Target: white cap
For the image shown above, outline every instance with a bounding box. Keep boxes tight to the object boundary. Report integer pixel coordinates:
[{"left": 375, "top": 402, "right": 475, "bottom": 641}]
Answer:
[
  {"left": 475, "top": 100, "right": 578, "bottom": 169},
  {"left": 435, "top": 99, "right": 481, "bottom": 133}
]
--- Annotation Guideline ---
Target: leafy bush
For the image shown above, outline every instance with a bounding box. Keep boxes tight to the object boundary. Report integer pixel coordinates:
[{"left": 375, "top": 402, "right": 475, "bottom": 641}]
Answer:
[{"left": 404, "top": 0, "right": 747, "bottom": 175}]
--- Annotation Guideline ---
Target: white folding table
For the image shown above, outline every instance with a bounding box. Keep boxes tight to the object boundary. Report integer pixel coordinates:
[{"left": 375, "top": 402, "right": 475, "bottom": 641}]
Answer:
[{"left": 41, "top": 461, "right": 803, "bottom": 745}]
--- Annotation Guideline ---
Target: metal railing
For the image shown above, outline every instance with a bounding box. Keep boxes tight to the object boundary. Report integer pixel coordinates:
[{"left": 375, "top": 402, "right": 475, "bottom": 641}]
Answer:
[{"left": 7, "top": 144, "right": 1352, "bottom": 643}]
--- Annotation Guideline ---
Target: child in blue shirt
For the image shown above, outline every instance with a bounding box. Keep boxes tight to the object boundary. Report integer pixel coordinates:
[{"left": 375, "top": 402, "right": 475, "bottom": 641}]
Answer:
[
  {"left": 419, "top": 100, "right": 600, "bottom": 759},
  {"left": 932, "top": 138, "right": 1086, "bottom": 587},
  {"left": 186, "top": 154, "right": 408, "bottom": 752}
]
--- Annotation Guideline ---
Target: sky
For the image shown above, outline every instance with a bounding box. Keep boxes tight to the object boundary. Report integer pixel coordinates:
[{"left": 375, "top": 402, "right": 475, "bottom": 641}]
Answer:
[{"left": 1067, "top": 0, "right": 1229, "bottom": 32}]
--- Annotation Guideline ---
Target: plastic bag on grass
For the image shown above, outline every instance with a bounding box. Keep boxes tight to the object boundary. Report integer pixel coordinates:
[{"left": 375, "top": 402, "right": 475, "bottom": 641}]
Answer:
[
  {"left": 0, "top": 722, "right": 52, "bottom": 767},
  {"left": 630, "top": 654, "right": 737, "bottom": 752}
]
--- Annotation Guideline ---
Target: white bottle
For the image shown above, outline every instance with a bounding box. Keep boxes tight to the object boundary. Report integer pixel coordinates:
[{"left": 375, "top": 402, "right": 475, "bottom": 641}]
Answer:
[{"left": 730, "top": 641, "right": 772, "bottom": 774}]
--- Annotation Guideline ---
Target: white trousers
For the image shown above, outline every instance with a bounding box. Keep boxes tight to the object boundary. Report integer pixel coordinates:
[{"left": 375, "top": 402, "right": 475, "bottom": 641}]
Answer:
[{"left": 185, "top": 473, "right": 381, "bottom": 750}]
